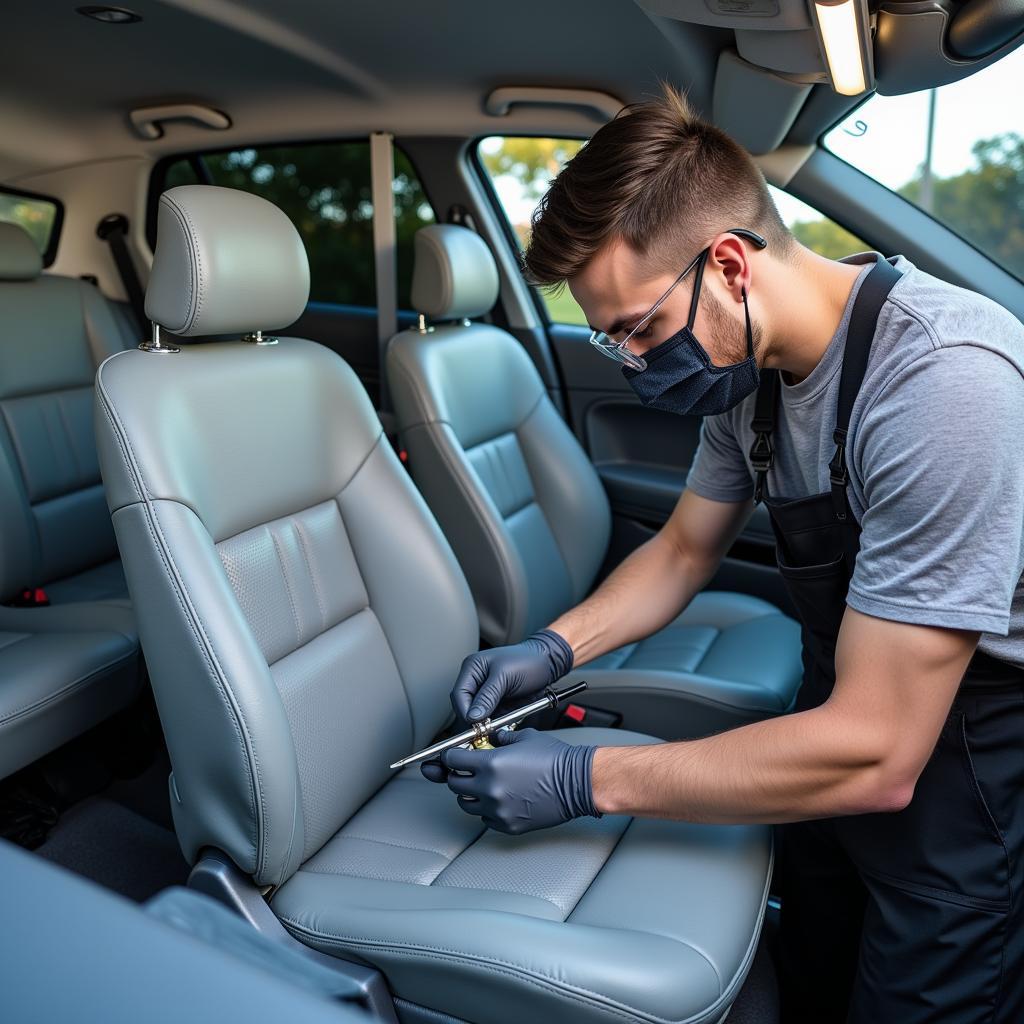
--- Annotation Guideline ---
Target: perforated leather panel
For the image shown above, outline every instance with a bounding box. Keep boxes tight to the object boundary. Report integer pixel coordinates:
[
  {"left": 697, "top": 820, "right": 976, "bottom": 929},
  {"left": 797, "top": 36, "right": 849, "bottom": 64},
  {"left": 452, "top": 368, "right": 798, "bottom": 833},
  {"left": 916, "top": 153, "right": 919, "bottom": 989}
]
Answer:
[
  {"left": 299, "top": 763, "right": 630, "bottom": 918},
  {"left": 0, "top": 275, "right": 130, "bottom": 598},
  {"left": 218, "top": 499, "right": 415, "bottom": 859}
]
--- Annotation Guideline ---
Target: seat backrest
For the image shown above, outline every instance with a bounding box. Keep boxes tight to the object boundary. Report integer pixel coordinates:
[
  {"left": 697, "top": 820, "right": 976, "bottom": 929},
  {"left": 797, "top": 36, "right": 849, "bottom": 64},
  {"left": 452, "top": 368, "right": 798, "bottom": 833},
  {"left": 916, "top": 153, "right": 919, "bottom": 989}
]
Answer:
[
  {"left": 96, "top": 186, "right": 477, "bottom": 886},
  {"left": 388, "top": 225, "right": 611, "bottom": 646},
  {"left": 0, "top": 222, "right": 131, "bottom": 600}
]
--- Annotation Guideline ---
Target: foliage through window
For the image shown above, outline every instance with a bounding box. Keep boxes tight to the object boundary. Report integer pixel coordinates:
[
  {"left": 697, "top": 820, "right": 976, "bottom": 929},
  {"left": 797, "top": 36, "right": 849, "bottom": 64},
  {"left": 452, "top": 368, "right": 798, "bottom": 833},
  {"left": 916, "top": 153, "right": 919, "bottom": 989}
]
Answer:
[
  {"left": 157, "top": 142, "right": 435, "bottom": 308},
  {"left": 824, "top": 48, "right": 1024, "bottom": 281},
  {"left": 479, "top": 137, "right": 870, "bottom": 326},
  {"left": 767, "top": 186, "right": 868, "bottom": 260},
  {"left": 478, "top": 137, "right": 587, "bottom": 325},
  {"left": 0, "top": 190, "right": 60, "bottom": 263}
]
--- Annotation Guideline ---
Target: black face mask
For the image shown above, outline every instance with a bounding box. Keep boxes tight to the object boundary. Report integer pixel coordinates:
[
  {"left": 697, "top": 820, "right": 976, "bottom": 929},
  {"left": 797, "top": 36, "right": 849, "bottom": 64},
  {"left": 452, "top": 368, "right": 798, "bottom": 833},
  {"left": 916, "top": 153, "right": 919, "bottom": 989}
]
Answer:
[{"left": 622, "top": 249, "right": 760, "bottom": 417}]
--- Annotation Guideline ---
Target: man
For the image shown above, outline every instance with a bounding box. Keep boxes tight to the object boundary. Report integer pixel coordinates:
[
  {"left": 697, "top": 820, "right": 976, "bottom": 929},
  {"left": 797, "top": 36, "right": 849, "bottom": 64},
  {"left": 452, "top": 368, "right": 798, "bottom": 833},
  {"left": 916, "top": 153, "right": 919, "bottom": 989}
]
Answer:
[{"left": 423, "top": 87, "right": 1024, "bottom": 1022}]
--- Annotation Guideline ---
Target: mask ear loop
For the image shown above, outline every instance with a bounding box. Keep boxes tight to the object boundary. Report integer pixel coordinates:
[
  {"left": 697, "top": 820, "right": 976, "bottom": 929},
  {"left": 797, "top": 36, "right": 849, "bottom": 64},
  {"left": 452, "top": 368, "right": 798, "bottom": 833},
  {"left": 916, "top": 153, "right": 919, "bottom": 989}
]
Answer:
[
  {"left": 686, "top": 249, "right": 710, "bottom": 331},
  {"left": 741, "top": 285, "right": 754, "bottom": 359}
]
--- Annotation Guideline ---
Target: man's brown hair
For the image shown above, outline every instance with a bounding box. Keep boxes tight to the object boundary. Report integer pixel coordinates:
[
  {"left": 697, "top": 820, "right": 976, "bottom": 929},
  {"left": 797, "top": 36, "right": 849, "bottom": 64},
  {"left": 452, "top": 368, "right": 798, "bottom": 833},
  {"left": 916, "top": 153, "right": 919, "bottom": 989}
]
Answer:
[{"left": 523, "top": 85, "right": 792, "bottom": 288}]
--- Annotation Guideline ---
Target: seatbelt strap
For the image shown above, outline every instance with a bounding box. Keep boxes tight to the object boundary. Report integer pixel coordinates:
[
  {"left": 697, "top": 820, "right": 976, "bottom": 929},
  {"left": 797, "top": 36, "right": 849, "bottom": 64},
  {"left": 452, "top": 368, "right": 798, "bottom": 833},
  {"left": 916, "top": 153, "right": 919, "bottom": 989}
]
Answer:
[
  {"left": 369, "top": 132, "right": 397, "bottom": 418},
  {"left": 828, "top": 257, "right": 902, "bottom": 524},
  {"left": 749, "top": 369, "right": 779, "bottom": 505},
  {"left": 96, "top": 214, "right": 148, "bottom": 338}
]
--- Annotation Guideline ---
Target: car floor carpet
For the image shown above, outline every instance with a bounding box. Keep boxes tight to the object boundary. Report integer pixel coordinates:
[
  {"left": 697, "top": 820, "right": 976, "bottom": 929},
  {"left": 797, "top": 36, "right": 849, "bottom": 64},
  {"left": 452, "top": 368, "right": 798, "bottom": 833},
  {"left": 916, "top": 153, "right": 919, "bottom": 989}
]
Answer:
[{"left": 34, "top": 796, "right": 188, "bottom": 902}]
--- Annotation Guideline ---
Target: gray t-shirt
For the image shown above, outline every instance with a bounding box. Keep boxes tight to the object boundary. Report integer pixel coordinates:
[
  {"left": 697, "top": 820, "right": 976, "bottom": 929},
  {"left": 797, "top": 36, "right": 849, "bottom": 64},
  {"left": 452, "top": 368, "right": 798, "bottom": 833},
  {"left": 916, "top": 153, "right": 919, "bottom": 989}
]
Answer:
[{"left": 686, "top": 252, "right": 1024, "bottom": 666}]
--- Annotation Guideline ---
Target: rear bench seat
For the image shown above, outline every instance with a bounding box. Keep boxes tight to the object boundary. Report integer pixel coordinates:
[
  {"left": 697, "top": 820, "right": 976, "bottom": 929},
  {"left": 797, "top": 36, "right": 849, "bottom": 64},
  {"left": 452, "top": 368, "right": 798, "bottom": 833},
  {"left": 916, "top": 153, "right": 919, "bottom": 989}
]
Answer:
[{"left": 0, "top": 221, "right": 141, "bottom": 778}]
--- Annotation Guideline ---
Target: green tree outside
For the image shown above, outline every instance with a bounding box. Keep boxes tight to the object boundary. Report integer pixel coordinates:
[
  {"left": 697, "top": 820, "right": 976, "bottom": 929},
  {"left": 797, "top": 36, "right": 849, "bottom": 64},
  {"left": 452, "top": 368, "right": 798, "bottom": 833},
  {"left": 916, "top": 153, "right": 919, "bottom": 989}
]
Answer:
[{"left": 480, "top": 131, "right": 1024, "bottom": 325}]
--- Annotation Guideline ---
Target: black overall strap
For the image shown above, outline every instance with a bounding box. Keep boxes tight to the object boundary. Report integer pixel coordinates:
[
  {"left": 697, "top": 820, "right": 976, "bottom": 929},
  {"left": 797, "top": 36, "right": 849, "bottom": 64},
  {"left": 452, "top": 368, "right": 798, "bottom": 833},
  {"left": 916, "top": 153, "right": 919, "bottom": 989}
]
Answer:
[
  {"left": 750, "top": 369, "right": 779, "bottom": 504},
  {"left": 828, "top": 257, "right": 902, "bottom": 523}
]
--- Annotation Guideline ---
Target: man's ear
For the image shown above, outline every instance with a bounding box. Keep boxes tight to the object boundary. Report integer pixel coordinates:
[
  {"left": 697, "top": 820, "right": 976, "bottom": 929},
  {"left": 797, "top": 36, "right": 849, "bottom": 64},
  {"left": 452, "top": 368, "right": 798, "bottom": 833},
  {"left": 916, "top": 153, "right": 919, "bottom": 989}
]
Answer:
[{"left": 708, "top": 234, "right": 751, "bottom": 303}]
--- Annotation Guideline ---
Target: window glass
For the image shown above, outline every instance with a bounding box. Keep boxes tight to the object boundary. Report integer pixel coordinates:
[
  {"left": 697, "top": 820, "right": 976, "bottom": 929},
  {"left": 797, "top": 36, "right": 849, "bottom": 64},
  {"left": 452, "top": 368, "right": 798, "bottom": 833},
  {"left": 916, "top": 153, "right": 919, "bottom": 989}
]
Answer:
[
  {"left": 479, "top": 137, "right": 871, "bottom": 325},
  {"left": 0, "top": 190, "right": 60, "bottom": 262},
  {"left": 823, "top": 49, "right": 1024, "bottom": 280},
  {"left": 478, "top": 136, "right": 588, "bottom": 325},
  {"left": 158, "top": 142, "right": 434, "bottom": 308},
  {"left": 767, "top": 185, "right": 869, "bottom": 259}
]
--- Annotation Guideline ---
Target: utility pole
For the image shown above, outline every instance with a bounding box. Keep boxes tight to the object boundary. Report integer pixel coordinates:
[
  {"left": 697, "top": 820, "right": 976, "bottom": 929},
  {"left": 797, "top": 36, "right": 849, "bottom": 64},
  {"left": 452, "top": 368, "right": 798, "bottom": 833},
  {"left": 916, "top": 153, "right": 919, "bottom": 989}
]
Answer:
[{"left": 920, "top": 89, "right": 937, "bottom": 213}]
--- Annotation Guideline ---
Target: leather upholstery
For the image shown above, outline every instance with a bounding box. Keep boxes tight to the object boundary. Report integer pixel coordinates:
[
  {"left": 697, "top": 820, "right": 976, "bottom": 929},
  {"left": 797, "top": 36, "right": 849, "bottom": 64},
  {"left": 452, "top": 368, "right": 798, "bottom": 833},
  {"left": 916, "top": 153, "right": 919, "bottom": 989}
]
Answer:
[
  {"left": 410, "top": 225, "right": 499, "bottom": 321},
  {"left": 0, "top": 222, "right": 42, "bottom": 281},
  {"left": 97, "top": 339, "right": 478, "bottom": 883},
  {"left": 96, "top": 187, "right": 772, "bottom": 1023},
  {"left": 389, "top": 320, "right": 609, "bottom": 643},
  {"left": 389, "top": 225, "right": 803, "bottom": 737},
  {"left": 0, "top": 604, "right": 138, "bottom": 778},
  {"left": 0, "top": 233, "right": 141, "bottom": 778},
  {"left": 274, "top": 728, "right": 771, "bottom": 1024},
  {"left": 0, "top": 272, "right": 130, "bottom": 600},
  {"left": 146, "top": 185, "right": 310, "bottom": 337}
]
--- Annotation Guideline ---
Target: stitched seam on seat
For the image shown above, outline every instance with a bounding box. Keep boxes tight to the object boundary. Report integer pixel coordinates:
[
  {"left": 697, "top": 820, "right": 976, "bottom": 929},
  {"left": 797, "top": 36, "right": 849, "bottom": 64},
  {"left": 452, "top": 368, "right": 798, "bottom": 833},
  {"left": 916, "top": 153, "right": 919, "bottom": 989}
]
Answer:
[
  {"left": 145, "top": 499, "right": 267, "bottom": 876},
  {"left": 96, "top": 373, "right": 263, "bottom": 873},
  {"left": 265, "top": 605, "right": 371, "bottom": 670},
  {"left": 278, "top": 922, "right": 704, "bottom": 1024},
  {"left": 563, "top": 817, "right": 635, "bottom": 919},
  {"left": 513, "top": 394, "right": 573, "bottom": 594},
  {"left": 398, "top": 416, "right": 519, "bottom": 644},
  {"left": 161, "top": 195, "right": 200, "bottom": 333},
  {"left": 54, "top": 393, "right": 84, "bottom": 481},
  {"left": 269, "top": 526, "right": 303, "bottom": 650},
  {"left": 334, "top": 435, "right": 416, "bottom": 743},
  {"left": 293, "top": 517, "right": 327, "bottom": 631},
  {"left": 330, "top": 832, "right": 460, "bottom": 859},
  {"left": 0, "top": 649, "right": 135, "bottom": 725}
]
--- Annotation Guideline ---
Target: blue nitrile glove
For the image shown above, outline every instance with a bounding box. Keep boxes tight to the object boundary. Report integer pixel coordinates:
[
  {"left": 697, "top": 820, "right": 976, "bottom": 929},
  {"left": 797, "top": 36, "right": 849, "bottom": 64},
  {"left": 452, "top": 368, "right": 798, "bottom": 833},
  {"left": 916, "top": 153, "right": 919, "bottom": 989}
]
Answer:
[
  {"left": 453, "top": 629, "right": 574, "bottom": 724},
  {"left": 441, "top": 727, "right": 600, "bottom": 835},
  {"left": 421, "top": 629, "right": 573, "bottom": 784}
]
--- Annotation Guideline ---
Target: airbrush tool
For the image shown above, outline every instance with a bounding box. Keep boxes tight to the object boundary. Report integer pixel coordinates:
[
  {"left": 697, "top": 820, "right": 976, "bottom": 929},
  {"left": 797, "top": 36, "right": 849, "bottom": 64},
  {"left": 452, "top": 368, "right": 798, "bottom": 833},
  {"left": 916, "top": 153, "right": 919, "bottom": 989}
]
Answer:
[{"left": 389, "top": 681, "right": 589, "bottom": 769}]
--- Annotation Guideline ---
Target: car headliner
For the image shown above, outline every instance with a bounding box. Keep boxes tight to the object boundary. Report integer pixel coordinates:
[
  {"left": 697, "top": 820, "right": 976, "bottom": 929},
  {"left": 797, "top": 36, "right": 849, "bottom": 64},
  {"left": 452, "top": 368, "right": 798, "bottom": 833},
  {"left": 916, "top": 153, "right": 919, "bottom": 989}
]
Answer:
[{"left": 0, "top": 0, "right": 835, "bottom": 182}]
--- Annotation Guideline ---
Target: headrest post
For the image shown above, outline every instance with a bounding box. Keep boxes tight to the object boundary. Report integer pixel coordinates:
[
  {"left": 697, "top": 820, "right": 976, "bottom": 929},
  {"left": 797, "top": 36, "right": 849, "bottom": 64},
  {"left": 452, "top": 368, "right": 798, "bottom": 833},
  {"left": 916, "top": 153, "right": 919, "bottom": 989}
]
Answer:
[
  {"left": 416, "top": 314, "right": 434, "bottom": 336},
  {"left": 139, "top": 322, "right": 180, "bottom": 355},
  {"left": 242, "top": 330, "right": 279, "bottom": 346}
]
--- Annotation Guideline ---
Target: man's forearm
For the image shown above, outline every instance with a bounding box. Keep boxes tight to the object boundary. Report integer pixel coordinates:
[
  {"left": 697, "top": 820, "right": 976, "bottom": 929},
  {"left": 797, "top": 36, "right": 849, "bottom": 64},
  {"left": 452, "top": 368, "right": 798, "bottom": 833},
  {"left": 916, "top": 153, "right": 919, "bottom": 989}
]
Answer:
[
  {"left": 591, "top": 702, "right": 912, "bottom": 824},
  {"left": 548, "top": 531, "right": 717, "bottom": 666}
]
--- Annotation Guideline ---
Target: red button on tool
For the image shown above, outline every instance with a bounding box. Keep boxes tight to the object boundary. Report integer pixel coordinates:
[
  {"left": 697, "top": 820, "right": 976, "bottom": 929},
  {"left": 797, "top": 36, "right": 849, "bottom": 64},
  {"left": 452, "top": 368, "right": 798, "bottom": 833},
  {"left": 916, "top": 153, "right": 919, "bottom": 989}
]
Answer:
[{"left": 564, "top": 704, "right": 586, "bottom": 723}]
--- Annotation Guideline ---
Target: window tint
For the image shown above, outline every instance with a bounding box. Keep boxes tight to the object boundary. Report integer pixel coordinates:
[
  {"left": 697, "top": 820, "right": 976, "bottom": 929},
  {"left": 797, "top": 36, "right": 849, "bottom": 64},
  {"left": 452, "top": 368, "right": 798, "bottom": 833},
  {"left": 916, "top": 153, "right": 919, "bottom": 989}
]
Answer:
[
  {"left": 157, "top": 142, "right": 435, "bottom": 308},
  {"left": 0, "top": 189, "right": 61, "bottom": 264},
  {"left": 767, "top": 185, "right": 869, "bottom": 259},
  {"left": 478, "top": 136, "right": 588, "bottom": 326},
  {"left": 823, "top": 48, "right": 1024, "bottom": 281}
]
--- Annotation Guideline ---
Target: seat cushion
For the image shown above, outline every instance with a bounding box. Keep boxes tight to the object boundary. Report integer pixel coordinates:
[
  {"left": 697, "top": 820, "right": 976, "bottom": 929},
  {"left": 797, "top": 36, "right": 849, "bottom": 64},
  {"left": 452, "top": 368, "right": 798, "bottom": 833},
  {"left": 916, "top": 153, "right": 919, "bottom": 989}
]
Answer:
[
  {"left": 0, "top": 604, "right": 140, "bottom": 778},
  {"left": 570, "top": 592, "right": 802, "bottom": 739},
  {"left": 273, "top": 726, "right": 772, "bottom": 1024},
  {"left": 43, "top": 558, "right": 130, "bottom": 606}
]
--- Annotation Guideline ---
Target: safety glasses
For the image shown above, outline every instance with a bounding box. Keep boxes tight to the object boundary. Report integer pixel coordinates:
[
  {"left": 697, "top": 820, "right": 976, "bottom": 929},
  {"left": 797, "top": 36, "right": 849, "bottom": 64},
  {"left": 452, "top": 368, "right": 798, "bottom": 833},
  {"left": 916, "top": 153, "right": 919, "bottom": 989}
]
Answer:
[{"left": 588, "top": 228, "right": 767, "bottom": 372}]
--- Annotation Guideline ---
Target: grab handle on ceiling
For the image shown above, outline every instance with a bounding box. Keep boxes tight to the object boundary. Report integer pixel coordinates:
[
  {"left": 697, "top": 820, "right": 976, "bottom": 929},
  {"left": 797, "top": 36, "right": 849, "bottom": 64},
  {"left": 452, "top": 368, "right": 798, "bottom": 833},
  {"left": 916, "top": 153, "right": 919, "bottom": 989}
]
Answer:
[
  {"left": 484, "top": 87, "right": 623, "bottom": 123},
  {"left": 129, "top": 104, "right": 232, "bottom": 140}
]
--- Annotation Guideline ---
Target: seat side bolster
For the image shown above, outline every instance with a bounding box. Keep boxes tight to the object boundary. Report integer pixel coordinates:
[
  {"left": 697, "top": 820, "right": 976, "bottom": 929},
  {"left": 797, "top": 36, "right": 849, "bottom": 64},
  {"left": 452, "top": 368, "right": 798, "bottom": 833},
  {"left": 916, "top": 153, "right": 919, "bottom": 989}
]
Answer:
[
  {"left": 401, "top": 420, "right": 528, "bottom": 646},
  {"left": 516, "top": 397, "right": 611, "bottom": 605}
]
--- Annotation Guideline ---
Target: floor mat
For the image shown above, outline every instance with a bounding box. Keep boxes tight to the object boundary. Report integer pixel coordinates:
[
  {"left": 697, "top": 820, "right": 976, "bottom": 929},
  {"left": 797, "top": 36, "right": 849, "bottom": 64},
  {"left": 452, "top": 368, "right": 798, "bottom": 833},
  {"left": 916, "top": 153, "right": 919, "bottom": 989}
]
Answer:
[
  {"left": 727, "top": 940, "right": 780, "bottom": 1024},
  {"left": 34, "top": 797, "right": 189, "bottom": 902}
]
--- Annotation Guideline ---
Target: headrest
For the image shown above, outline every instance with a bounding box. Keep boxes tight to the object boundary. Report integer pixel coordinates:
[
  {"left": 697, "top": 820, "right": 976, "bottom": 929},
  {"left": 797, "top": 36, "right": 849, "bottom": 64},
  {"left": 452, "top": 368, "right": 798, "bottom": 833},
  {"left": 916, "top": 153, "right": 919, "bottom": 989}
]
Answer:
[
  {"left": 145, "top": 185, "right": 310, "bottom": 337},
  {"left": 0, "top": 222, "right": 43, "bottom": 281},
  {"left": 411, "top": 224, "right": 499, "bottom": 321}
]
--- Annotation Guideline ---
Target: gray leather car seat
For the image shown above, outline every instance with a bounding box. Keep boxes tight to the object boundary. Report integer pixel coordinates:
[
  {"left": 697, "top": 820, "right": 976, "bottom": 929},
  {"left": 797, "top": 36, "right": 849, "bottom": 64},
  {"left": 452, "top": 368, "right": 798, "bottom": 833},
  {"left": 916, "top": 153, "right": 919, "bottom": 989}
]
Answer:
[
  {"left": 0, "top": 222, "right": 140, "bottom": 778},
  {"left": 96, "top": 184, "right": 772, "bottom": 1024},
  {"left": 387, "top": 224, "right": 802, "bottom": 738}
]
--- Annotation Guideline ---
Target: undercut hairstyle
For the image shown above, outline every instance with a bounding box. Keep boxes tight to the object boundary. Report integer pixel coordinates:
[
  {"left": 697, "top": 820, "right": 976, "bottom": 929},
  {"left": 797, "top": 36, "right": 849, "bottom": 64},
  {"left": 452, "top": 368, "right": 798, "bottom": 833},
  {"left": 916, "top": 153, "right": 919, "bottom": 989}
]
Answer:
[{"left": 523, "top": 85, "right": 794, "bottom": 288}]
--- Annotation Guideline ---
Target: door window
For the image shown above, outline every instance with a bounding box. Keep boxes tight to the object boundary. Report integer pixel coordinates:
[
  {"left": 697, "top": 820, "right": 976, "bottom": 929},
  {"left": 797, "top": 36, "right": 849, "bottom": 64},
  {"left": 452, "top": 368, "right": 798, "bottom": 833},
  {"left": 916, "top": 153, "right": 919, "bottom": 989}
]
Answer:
[
  {"left": 478, "top": 136, "right": 871, "bottom": 326},
  {"left": 153, "top": 142, "right": 435, "bottom": 308},
  {"left": 0, "top": 188, "right": 61, "bottom": 265},
  {"left": 823, "top": 48, "right": 1024, "bottom": 280}
]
